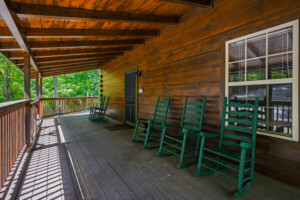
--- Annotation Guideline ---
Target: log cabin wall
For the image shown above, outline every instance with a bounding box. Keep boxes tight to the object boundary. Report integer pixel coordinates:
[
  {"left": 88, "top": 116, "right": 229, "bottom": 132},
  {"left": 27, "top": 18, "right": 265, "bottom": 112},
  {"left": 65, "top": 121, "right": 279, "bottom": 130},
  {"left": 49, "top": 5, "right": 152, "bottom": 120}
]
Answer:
[{"left": 102, "top": 0, "right": 300, "bottom": 188}]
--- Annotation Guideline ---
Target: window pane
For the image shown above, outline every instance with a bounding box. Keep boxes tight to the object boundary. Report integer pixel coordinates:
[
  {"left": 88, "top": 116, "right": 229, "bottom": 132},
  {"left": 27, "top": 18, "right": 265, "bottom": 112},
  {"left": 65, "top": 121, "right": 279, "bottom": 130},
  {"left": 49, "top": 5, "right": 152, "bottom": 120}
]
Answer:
[
  {"left": 268, "top": 53, "right": 293, "bottom": 79},
  {"left": 229, "top": 61, "right": 245, "bottom": 82},
  {"left": 247, "top": 35, "right": 266, "bottom": 59},
  {"left": 247, "top": 85, "right": 267, "bottom": 105},
  {"left": 229, "top": 40, "right": 245, "bottom": 62},
  {"left": 268, "top": 84, "right": 292, "bottom": 136},
  {"left": 229, "top": 86, "right": 246, "bottom": 102},
  {"left": 268, "top": 28, "right": 293, "bottom": 55},
  {"left": 247, "top": 58, "right": 266, "bottom": 81},
  {"left": 247, "top": 85, "right": 267, "bottom": 131}
]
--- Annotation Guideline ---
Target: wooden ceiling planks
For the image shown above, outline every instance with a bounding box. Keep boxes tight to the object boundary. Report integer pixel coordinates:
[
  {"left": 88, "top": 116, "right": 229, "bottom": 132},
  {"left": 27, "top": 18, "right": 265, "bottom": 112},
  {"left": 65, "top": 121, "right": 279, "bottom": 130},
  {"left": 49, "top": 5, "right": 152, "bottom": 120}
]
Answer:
[
  {"left": 160, "top": 0, "right": 211, "bottom": 7},
  {"left": 0, "top": 0, "right": 199, "bottom": 77}
]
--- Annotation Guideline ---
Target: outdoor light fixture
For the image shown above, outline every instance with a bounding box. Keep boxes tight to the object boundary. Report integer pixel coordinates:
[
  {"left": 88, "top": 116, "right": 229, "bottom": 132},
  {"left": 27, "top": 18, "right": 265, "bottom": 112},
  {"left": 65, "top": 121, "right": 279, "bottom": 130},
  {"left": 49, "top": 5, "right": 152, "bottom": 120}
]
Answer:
[
  {"left": 138, "top": 88, "right": 144, "bottom": 94},
  {"left": 136, "top": 71, "right": 141, "bottom": 77}
]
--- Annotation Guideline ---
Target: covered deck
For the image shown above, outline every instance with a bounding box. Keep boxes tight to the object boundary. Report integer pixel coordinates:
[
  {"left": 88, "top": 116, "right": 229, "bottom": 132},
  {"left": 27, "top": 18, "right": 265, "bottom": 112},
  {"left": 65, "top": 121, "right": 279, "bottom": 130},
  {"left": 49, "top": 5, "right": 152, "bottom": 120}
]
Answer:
[
  {"left": 14, "top": 113, "right": 300, "bottom": 200},
  {"left": 1, "top": 0, "right": 300, "bottom": 199}
]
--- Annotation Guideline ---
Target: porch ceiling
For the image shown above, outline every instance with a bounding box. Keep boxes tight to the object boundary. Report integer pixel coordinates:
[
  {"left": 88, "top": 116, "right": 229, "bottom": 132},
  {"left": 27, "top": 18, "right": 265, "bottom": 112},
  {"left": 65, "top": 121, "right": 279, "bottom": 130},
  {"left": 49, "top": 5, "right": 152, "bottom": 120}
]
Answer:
[{"left": 0, "top": 0, "right": 211, "bottom": 78}]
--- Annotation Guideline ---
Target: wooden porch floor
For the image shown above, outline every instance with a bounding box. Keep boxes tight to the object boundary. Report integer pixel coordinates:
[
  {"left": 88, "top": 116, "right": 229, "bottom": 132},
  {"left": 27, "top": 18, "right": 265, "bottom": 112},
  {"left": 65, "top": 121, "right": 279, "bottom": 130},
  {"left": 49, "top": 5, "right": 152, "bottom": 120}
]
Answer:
[{"left": 16, "top": 113, "right": 300, "bottom": 200}]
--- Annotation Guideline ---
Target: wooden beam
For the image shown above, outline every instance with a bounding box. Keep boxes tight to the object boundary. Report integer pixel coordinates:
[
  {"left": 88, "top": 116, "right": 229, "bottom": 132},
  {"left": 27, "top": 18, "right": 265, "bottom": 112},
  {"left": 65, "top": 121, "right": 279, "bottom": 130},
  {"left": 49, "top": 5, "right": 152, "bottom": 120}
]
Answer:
[
  {"left": 39, "top": 63, "right": 104, "bottom": 72},
  {"left": 160, "top": 0, "right": 211, "bottom": 7},
  {"left": 38, "top": 61, "right": 104, "bottom": 69},
  {"left": 39, "top": 77, "right": 42, "bottom": 98},
  {"left": 0, "top": 0, "right": 39, "bottom": 72},
  {"left": 4, "top": 50, "right": 23, "bottom": 58},
  {"left": 35, "top": 71, "right": 39, "bottom": 100},
  {"left": 37, "top": 57, "right": 115, "bottom": 66},
  {"left": 42, "top": 66, "right": 102, "bottom": 77},
  {"left": 38, "top": 59, "right": 113, "bottom": 68},
  {"left": 35, "top": 52, "right": 123, "bottom": 62},
  {"left": 33, "top": 47, "right": 133, "bottom": 58},
  {"left": 23, "top": 51, "right": 31, "bottom": 152},
  {"left": 0, "top": 27, "right": 14, "bottom": 38},
  {"left": 23, "top": 28, "right": 159, "bottom": 38},
  {"left": 13, "top": 2, "right": 179, "bottom": 24},
  {"left": 29, "top": 39, "right": 144, "bottom": 49},
  {"left": 0, "top": 51, "right": 24, "bottom": 72},
  {"left": 0, "top": 42, "right": 21, "bottom": 51}
]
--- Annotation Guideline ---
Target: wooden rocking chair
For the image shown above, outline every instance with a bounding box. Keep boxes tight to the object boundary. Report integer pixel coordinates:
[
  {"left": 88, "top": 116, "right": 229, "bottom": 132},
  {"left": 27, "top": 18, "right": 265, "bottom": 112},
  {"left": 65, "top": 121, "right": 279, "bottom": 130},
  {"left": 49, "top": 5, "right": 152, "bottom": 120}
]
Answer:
[
  {"left": 196, "top": 97, "right": 259, "bottom": 198},
  {"left": 157, "top": 96, "right": 206, "bottom": 168},
  {"left": 91, "top": 96, "right": 110, "bottom": 122},
  {"left": 132, "top": 97, "right": 170, "bottom": 149},
  {"left": 89, "top": 96, "right": 105, "bottom": 120}
]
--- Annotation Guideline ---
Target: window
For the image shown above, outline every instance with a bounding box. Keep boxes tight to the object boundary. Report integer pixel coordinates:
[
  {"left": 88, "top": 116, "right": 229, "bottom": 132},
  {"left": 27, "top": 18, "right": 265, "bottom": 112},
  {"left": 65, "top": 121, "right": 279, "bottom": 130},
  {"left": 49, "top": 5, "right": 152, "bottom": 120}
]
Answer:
[{"left": 225, "top": 20, "right": 299, "bottom": 141}]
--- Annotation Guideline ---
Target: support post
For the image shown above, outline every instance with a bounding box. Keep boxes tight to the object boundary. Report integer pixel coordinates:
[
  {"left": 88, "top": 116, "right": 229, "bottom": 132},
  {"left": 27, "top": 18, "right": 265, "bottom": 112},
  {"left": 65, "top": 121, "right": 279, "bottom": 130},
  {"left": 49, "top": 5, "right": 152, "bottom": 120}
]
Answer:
[
  {"left": 35, "top": 71, "right": 39, "bottom": 101},
  {"left": 39, "top": 77, "right": 43, "bottom": 120},
  {"left": 39, "top": 76, "right": 43, "bottom": 98},
  {"left": 24, "top": 51, "right": 31, "bottom": 152}
]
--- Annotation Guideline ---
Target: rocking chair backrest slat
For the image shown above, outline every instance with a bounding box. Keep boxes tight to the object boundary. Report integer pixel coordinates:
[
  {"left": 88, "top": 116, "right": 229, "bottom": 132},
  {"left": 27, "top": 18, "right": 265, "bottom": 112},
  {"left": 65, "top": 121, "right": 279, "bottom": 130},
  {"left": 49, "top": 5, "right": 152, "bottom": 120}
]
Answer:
[
  {"left": 219, "top": 97, "right": 259, "bottom": 148},
  {"left": 103, "top": 96, "right": 110, "bottom": 113},
  {"left": 100, "top": 96, "right": 105, "bottom": 110},
  {"left": 152, "top": 97, "right": 170, "bottom": 125},
  {"left": 180, "top": 96, "right": 206, "bottom": 134}
]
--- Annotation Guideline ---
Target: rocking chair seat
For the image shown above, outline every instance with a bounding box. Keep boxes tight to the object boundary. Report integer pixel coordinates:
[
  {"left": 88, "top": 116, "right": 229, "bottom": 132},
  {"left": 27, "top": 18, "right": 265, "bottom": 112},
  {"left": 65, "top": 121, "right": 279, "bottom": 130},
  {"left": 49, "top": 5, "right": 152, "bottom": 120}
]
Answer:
[{"left": 203, "top": 147, "right": 251, "bottom": 162}]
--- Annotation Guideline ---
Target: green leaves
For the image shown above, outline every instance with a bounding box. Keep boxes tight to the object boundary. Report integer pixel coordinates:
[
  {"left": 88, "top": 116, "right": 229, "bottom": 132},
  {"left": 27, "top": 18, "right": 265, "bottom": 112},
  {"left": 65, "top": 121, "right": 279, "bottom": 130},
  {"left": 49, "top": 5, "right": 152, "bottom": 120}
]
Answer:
[{"left": 0, "top": 53, "right": 101, "bottom": 103}]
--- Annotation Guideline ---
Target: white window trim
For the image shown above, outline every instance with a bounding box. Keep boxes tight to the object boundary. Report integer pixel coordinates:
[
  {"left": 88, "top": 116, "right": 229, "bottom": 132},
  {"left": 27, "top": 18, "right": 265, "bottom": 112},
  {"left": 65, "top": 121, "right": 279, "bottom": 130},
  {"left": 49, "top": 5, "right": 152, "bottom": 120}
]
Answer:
[{"left": 225, "top": 19, "right": 299, "bottom": 141}]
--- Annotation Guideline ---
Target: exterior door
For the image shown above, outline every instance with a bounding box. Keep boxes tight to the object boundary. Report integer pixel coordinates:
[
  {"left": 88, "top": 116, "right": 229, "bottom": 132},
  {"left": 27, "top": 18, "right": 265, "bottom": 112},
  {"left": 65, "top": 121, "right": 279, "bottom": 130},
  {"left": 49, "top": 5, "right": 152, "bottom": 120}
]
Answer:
[{"left": 125, "top": 70, "right": 136, "bottom": 124}]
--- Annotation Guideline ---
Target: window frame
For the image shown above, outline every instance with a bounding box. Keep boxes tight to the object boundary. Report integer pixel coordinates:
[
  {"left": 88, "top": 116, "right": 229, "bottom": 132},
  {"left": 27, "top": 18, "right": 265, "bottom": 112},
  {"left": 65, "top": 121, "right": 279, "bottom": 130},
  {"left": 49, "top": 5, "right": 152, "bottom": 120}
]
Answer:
[{"left": 225, "top": 19, "right": 299, "bottom": 141}]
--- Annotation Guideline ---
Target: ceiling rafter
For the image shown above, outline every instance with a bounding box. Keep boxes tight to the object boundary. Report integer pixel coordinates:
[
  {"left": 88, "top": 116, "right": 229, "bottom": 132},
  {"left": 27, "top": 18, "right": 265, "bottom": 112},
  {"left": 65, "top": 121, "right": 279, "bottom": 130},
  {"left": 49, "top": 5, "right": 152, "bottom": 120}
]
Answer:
[
  {"left": 0, "top": 0, "right": 39, "bottom": 73},
  {"left": 29, "top": 39, "right": 144, "bottom": 49},
  {"left": 38, "top": 58, "right": 115, "bottom": 67},
  {"left": 37, "top": 56, "right": 117, "bottom": 65},
  {"left": 33, "top": 47, "right": 134, "bottom": 58},
  {"left": 35, "top": 52, "right": 124, "bottom": 63},
  {"left": 160, "top": 0, "right": 211, "bottom": 7},
  {"left": 0, "top": 27, "right": 159, "bottom": 38},
  {"left": 12, "top": 2, "right": 179, "bottom": 24}
]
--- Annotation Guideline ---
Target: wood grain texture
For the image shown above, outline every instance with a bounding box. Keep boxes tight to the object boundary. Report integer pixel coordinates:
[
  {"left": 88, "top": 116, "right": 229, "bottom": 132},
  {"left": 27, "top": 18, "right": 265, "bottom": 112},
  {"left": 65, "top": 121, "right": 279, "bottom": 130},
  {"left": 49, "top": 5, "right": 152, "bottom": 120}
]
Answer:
[{"left": 102, "top": 0, "right": 300, "bottom": 188}]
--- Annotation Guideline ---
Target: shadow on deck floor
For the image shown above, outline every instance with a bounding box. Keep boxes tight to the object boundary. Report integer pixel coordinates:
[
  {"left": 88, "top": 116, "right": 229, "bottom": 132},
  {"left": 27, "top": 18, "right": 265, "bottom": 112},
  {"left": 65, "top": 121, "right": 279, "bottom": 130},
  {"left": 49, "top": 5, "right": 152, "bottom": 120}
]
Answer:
[{"left": 16, "top": 112, "right": 300, "bottom": 200}]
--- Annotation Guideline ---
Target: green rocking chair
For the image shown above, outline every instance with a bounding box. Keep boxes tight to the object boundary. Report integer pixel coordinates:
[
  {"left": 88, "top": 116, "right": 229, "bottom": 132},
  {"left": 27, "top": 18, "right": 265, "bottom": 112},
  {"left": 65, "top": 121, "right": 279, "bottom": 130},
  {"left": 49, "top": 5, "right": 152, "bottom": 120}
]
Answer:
[
  {"left": 157, "top": 96, "right": 206, "bottom": 168},
  {"left": 91, "top": 96, "right": 110, "bottom": 122},
  {"left": 196, "top": 97, "right": 259, "bottom": 198},
  {"left": 89, "top": 96, "right": 105, "bottom": 120},
  {"left": 132, "top": 97, "right": 170, "bottom": 149}
]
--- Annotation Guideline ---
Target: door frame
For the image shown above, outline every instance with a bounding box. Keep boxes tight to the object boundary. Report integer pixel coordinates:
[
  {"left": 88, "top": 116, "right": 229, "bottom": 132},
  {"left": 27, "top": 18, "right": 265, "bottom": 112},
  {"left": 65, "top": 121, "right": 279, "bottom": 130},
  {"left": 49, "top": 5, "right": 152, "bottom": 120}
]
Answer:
[{"left": 125, "top": 69, "right": 137, "bottom": 126}]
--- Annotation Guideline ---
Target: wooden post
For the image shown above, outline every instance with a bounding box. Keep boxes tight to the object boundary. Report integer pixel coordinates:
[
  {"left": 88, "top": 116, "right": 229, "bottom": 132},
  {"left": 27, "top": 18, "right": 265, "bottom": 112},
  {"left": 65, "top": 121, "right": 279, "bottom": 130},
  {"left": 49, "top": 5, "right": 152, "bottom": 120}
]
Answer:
[
  {"left": 39, "top": 77, "right": 43, "bottom": 98},
  {"left": 35, "top": 71, "right": 39, "bottom": 101},
  {"left": 39, "top": 77, "right": 43, "bottom": 120},
  {"left": 24, "top": 51, "right": 31, "bottom": 152}
]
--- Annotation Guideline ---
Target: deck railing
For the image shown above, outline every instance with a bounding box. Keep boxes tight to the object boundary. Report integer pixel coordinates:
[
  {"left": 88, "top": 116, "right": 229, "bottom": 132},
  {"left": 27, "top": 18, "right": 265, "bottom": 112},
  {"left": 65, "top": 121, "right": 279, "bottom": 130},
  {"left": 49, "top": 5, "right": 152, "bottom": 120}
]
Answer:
[
  {"left": 0, "top": 97, "right": 100, "bottom": 195},
  {"left": 40, "top": 97, "right": 102, "bottom": 117},
  {"left": 0, "top": 100, "right": 30, "bottom": 194}
]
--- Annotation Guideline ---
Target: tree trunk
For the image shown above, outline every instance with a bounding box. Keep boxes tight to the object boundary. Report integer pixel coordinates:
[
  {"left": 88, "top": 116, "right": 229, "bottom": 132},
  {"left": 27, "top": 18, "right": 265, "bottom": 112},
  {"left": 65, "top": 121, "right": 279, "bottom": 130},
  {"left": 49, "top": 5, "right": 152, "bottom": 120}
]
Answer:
[
  {"left": 93, "top": 70, "right": 100, "bottom": 96},
  {"left": 3, "top": 68, "right": 10, "bottom": 101},
  {"left": 53, "top": 76, "right": 59, "bottom": 113}
]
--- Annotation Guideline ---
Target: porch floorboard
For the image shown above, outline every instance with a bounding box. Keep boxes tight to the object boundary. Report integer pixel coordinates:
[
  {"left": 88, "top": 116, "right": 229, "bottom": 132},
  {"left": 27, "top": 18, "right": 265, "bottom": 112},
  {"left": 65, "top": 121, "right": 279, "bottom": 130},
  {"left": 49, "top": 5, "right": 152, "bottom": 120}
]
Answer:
[{"left": 16, "top": 113, "right": 300, "bottom": 200}]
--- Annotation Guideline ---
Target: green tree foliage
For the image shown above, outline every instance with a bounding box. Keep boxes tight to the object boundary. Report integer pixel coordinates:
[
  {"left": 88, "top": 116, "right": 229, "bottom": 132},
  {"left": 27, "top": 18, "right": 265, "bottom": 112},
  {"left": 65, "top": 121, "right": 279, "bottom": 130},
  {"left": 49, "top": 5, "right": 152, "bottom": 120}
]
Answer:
[{"left": 0, "top": 54, "right": 101, "bottom": 103}]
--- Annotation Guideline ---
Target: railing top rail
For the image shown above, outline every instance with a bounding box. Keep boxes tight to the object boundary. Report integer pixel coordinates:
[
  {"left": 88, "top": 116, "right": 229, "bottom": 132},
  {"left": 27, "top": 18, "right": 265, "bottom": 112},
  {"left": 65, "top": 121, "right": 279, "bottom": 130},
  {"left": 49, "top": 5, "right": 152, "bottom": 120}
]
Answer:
[
  {"left": 0, "top": 99, "right": 30, "bottom": 115},
  {"left": 40, "top": 97, "right": 102, "bottom": 100},
  {"left": 31, "top": 100, "right": 39, "bottom": 106}
]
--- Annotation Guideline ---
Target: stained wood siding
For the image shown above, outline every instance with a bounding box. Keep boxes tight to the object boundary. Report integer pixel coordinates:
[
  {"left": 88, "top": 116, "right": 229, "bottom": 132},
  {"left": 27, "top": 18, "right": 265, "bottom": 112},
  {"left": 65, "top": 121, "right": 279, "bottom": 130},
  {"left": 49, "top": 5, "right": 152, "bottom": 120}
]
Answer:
[{"left": 102, "top": 0, "right": 300, "bottom": 188}]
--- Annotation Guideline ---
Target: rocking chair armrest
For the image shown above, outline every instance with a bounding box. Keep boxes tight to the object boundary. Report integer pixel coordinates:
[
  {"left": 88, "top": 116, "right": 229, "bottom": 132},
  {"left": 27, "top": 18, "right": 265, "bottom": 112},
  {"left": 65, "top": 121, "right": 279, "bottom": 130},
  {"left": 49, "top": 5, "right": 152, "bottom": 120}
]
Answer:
[
  {"left": 136, "top": 117, "right": 149, "bottom": 122},
  {"left": 164, "top": 123, "right": 181, "bottom": 129},
  {"left": 240, "top": 142, "right": 252, "bottom": 149},
  {"left": 147, "top": 119, "right": 153, "bottom": 125},
  {"left": 200, "top": 132, "right": 220, "bottom": 138}
]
